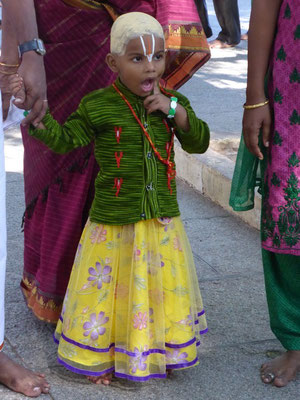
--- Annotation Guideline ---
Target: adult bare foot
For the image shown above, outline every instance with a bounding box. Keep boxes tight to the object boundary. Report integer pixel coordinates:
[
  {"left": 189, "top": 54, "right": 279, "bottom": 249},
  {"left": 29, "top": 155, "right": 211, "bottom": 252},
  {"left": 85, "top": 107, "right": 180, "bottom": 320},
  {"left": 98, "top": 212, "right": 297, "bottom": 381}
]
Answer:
[
  {"left": 209, "top": 39, "right": 237, "bottom": 49},
  {"left": 0, "top": 352, "right": 50, "bottom": 397},
  {"left": 260, "top": 350, "right": 300, "bottom": 387},
  {"left": 87, "top": 372, "right": 112, "bottom": 385}
]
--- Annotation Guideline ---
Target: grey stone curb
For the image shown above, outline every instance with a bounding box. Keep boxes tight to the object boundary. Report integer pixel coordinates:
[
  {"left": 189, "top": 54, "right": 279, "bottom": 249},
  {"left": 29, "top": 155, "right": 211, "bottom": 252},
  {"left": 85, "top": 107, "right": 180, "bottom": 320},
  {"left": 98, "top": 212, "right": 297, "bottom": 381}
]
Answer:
[{"left": 174, "top": 140, "right": 261, "bottom": 230}]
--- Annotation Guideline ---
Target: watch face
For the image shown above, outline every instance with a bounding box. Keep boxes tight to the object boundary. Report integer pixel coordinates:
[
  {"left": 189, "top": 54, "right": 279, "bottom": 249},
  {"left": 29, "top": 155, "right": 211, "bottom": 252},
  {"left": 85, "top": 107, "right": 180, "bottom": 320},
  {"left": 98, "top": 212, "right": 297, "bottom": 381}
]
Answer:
[{"left": 36, "top": 39, "right": 46, "bottom": 56}]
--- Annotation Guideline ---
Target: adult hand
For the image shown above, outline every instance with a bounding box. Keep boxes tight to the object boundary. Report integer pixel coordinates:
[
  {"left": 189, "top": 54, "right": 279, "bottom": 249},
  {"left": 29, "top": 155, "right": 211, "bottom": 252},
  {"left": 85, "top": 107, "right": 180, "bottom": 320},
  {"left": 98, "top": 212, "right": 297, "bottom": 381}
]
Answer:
[
  {"left": 14, "top": 51, "right": 48, "bottom": 127},
  {"left": 242, "top": 104, "right": 272, "bottom": 160}
]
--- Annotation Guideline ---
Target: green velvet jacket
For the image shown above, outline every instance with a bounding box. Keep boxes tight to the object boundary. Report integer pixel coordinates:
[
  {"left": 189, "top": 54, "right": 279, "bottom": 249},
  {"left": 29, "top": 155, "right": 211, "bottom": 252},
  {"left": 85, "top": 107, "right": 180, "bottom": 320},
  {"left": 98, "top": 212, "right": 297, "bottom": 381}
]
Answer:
[{"left": 30, "top": 79, "right": 210, "bottom": 225}]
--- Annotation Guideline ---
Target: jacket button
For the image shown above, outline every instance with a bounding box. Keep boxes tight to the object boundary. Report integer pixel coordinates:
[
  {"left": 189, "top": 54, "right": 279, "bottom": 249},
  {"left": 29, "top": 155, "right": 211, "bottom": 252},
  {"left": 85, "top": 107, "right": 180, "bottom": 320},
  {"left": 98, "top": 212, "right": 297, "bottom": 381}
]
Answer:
[
  {"left": 141, "top": 213, "right": 146, "bottom": 218},
  {"left": 147, "top": 151, "right": 152, "bottom": 159}
]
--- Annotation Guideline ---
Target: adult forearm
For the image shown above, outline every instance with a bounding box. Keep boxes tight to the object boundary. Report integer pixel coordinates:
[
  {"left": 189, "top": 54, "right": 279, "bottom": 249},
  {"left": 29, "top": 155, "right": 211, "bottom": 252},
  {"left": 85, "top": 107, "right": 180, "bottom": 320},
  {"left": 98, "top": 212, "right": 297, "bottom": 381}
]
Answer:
[
  {"left": 246, "top": 0, "right": 282, "bottom": 103},
  {"left": 1, "top": 0, "right": 39, "bottom": 44},
  {"left": 0, "top": 7, "right": 19, "bottom": 64}
]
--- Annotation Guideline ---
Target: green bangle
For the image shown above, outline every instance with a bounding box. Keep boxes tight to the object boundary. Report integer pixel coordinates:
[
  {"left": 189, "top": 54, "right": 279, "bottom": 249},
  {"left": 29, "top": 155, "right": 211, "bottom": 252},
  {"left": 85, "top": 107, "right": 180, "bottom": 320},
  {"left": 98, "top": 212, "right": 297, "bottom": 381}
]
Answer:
[
  {"left": 167, "top": 96, "right": 178, "bottom": 119},
  {"left": 23, "top": 111, "right": 29, "bottom": 117}
]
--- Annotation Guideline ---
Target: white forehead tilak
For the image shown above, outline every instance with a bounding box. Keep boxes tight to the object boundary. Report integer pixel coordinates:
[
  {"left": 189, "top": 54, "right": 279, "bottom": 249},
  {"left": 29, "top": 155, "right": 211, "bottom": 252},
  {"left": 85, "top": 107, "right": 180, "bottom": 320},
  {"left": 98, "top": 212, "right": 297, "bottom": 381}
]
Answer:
[
  {"left": 110, "top": 12, "right": 164, "bottom": 55},
  {"left": 139, "top": 34, "right": 155, "bottom": 62}
]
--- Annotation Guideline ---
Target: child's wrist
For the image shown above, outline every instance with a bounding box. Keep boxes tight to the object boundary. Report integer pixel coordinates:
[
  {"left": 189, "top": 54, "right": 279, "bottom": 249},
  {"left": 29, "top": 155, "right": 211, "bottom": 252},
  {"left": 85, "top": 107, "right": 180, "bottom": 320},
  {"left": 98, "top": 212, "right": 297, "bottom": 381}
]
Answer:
[{"left": 167, "top": 96, "right": 178, "bottom": 119}]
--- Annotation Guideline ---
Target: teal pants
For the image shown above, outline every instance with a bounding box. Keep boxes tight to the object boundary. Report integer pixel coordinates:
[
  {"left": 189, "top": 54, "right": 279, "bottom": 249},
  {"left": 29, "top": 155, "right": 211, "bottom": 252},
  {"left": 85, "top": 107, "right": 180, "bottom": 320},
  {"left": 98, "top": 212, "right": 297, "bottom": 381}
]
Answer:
[{"left": 262, "top": 249, "right": 300, "bottom": 350}]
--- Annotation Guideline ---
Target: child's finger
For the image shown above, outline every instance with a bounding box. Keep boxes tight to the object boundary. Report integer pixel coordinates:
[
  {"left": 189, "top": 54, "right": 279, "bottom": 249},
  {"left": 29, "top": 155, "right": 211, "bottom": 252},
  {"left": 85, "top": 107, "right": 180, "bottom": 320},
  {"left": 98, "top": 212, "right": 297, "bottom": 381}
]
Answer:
[
  {"left": 8, "top": 74, "right": 23, "bottom": 89},
  {"left": 153, "top": 82, "right": 160, "bottom": 95},
  {"left": 13, "top": 89, "right": 27, "bottom": 107},
  {"left": 144, "top": 95, "right": 156, "bottom": 108},
  {"left": 21, "top": 99, "right": 44, "bottom": 127},
  {"left": 10, "top": 82, "right": 23, "bottom": 95},
  {"left": 32, "top": 100, "right": 48, "bottom": 127},
  {"left": 146, "top": 100, "right": 160, "bottom": 114}
]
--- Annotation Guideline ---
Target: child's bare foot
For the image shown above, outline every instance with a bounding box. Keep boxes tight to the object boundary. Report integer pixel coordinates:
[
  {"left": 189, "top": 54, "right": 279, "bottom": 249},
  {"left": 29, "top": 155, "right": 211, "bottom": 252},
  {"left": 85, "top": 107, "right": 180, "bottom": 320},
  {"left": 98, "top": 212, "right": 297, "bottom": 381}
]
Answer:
[
  {"left": 0, "top": 352, "right": 50, "bottom": 397},
  {"left": 87, "top": 372, "right": 112, "bottom": 385},
  {"left": 260, "top": 350, "right": 300, "bottom": 387},
  {"left": 167, "top": 369, "right": 173, "bottom": 377}
]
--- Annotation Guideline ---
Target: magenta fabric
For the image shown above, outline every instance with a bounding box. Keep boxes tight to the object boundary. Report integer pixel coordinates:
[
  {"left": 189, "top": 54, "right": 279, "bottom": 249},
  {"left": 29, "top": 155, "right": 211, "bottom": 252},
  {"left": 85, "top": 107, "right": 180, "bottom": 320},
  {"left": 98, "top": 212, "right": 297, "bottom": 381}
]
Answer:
[{"left": 261, "top": 0, "right": 300, "bottom": 255}]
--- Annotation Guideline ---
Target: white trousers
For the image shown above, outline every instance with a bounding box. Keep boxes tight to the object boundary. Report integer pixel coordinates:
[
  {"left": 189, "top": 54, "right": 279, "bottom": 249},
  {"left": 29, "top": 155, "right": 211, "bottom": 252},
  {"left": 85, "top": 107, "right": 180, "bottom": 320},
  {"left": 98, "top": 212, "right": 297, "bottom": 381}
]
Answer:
[{"left": 0, "top": 96, "right": 6, "bottom": 351}]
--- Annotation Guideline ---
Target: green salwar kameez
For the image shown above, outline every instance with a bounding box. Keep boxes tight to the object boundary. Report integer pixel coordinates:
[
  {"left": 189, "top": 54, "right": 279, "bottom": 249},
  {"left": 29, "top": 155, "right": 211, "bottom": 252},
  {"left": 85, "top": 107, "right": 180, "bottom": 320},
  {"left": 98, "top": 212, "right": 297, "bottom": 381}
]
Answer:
[
  {"left": 262, "top": 250, "right": 300, "bottom": 350},
  {"left": 230, "top": 0, "right": 300, "bottom": 351}
]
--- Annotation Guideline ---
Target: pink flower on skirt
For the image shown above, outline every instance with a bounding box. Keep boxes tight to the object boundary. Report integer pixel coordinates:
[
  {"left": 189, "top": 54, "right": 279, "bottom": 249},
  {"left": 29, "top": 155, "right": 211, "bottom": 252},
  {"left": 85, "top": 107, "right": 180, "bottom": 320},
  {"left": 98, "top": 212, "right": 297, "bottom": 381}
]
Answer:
[
  {"left": 90, "top": 225, "right": 107, "bottom": 244},
  {"left": 133, "top": 245, "right": 141, "bottom": 261},
  {"left": 173, "top": 235, "right": 182, "bottom": 251},
  {"left": 133, "top": 312, "right": 148, "bottom": 330}
]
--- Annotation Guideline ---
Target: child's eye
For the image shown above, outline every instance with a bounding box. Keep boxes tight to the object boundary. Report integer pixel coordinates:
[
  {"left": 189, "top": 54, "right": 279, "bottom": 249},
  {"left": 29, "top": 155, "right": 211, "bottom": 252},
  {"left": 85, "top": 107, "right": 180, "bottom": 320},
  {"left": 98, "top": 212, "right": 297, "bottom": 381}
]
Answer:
[
  {"left": 154, "top": 53, "right": 163, "bottom": 61},
  {"left": 132, "top": 56, "right": 142, "bottom": 62}
]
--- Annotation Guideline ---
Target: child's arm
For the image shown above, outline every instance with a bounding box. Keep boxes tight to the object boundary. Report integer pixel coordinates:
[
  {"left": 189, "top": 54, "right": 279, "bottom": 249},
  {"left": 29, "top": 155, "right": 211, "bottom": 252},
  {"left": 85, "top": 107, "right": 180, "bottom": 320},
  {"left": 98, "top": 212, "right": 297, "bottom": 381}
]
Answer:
[
  {"left": 144, "top": 84, "right": 190, "bottom": 131},
  {"left": 173, "top": 93, "right": 210, "bottom": 154},
  {"left": 144, "top": 84, "right": 209, "bottom": 154},
  {"left": 27, "top": 101, "right": 95, "bottom": 154},
  {"left": 9, "top": 74, "right": 46, "bottom": 128},
  {"left": 9, "top": 74, "right": 95, "bottom": 153}
]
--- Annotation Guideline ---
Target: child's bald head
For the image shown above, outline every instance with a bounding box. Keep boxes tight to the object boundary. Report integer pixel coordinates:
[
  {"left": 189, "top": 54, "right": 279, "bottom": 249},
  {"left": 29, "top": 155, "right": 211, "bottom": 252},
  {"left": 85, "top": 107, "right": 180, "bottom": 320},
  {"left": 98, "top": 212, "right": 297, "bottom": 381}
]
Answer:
[{"left": 110, "top": 12, "right": 165, "bottom": 55}]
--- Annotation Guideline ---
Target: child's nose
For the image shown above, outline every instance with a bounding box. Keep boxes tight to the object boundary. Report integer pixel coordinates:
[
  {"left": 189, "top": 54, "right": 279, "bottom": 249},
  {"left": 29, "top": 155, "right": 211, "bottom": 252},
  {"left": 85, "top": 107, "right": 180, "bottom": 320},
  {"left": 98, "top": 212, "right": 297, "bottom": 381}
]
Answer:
[{"left": 145, "top": 60, "right": 156, "bottom": 72}]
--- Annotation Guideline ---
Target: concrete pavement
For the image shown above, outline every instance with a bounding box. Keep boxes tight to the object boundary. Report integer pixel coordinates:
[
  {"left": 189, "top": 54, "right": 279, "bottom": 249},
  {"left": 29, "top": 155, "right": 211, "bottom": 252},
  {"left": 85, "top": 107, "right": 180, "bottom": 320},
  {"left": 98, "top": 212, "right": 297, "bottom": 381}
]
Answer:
[
  {"left": 178, "top": 0, "right": 261, "bottom": 231},
  {"left": 2, "top": 125, "right": 299, "bottom": 399}
]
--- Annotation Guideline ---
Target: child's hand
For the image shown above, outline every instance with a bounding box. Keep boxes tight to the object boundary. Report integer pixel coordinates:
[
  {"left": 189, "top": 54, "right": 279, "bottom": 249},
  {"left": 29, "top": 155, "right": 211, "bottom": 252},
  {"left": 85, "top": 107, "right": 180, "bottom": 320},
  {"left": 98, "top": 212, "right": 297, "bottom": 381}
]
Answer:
[
  {"left": 143, "top": 82, "right": 170, "bottom": 115},
  {"left": 8, "top": 74, "right": 26, "bottom": 106},
  {"left": 9, "top": 73, "right": 46, "bottom": 129}
]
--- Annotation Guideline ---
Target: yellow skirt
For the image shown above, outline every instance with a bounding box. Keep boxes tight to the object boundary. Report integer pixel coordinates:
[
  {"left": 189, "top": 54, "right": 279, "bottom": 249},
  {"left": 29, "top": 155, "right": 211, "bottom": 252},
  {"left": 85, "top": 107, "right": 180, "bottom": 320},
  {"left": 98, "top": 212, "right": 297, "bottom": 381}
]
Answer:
[{"left": 54, "top": 216, "right": 207, "bottom": 381}]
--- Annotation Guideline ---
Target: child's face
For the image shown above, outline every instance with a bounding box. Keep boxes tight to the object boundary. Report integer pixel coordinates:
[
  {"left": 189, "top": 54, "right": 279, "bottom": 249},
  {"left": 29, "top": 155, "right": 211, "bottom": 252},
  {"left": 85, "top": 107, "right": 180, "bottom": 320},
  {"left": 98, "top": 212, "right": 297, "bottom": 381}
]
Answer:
[{"left": 107, "top": 35, "right": 165, "bottom": 97}]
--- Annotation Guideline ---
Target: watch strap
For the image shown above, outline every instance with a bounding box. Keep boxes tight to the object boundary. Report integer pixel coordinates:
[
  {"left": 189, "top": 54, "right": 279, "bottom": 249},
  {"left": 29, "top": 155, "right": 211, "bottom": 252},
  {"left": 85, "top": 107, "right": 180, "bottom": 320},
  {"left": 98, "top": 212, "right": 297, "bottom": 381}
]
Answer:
[{"left": 18, "top": 39, "right": 46, "bottom": 57}]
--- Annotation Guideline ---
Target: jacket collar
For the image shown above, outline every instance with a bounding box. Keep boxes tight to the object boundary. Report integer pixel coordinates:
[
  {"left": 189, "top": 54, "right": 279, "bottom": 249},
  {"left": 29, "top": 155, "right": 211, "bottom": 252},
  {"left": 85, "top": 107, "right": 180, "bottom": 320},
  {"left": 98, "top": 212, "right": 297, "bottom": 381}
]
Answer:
[{"left": 113, "top": 77, "right": 144, "bottom": 104}]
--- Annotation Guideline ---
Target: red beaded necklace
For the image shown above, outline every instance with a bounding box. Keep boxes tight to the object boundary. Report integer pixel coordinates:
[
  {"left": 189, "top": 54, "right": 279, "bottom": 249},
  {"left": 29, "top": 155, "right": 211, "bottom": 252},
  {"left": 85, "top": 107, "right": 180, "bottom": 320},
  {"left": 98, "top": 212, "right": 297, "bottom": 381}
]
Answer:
[{"left": 112, "top": 82, "right": 176, "bottom": 194}]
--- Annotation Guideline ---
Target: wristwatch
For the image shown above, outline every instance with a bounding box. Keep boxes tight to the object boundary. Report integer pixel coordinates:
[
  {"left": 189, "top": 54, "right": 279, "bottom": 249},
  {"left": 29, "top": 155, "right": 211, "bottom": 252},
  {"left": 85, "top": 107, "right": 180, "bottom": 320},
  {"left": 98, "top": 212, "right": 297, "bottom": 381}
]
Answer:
[{"left": 18, "top": 39, "right": 46, "bottom": 57}]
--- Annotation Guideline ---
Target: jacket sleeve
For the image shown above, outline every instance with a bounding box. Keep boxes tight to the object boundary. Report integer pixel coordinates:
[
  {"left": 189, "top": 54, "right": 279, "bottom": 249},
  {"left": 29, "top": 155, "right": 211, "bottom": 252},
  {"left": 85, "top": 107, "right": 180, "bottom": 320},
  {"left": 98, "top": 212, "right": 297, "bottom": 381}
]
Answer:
[
  {"left": 174, "top": 93, "right": 210, "bottom": 154},
  {"left": 29, "top": 99, "right": 95, "bottom": 154}
]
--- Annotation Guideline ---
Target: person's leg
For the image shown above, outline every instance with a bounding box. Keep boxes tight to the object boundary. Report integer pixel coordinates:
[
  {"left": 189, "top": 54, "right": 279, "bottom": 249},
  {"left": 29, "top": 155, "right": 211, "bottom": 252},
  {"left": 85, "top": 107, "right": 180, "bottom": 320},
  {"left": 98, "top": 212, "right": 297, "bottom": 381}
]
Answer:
[
  {"left": 261, "top": 249, "right": 300, "bottom": 387},
  {"left": 194, "top": 0, "right": 213, "bottom": 38},
  {"left": 0, "top": 102, "right": 49, "bottom": 397},
  {"left": 211, "top": 0, "right": 241, "bottom": 47}
]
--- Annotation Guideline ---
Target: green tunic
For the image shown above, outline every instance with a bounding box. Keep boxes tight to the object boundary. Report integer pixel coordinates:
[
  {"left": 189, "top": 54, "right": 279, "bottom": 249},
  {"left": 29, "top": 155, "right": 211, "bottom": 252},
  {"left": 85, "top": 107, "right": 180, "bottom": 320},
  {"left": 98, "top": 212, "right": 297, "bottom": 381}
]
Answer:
[{"left": 30, "top": 79, "right": 210, "bottom": 225}]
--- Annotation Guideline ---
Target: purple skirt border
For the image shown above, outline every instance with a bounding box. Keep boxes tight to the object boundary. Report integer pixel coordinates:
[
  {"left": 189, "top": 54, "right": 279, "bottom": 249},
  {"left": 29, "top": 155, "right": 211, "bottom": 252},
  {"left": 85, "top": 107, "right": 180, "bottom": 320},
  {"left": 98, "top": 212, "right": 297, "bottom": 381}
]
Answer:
[
  {"left": 53, "top": 329, "right": 208, "bottom": 356},
  {"left": 57, "top": 355, "right": 199, "bottom": 381},
  {"left": 54, "top": 308, "right": 206, "bottom": 380}
]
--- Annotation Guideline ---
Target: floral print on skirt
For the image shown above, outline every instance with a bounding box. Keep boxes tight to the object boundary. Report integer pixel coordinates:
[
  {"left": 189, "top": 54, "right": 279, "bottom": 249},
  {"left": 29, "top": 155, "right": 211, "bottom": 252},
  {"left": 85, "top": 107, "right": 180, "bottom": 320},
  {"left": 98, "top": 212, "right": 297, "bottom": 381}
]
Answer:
[{"left": 54, "top": 217, "right": 207, "bottom": 381}]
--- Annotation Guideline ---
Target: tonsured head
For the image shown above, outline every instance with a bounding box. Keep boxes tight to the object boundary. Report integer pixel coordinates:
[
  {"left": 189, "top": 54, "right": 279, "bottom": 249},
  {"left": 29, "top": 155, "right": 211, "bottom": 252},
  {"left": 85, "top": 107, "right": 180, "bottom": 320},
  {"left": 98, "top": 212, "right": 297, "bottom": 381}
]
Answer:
[
  {"left": 110, "top": 12, "right": 165, "bottom": 56},
  {"left": 107, "top": 12, "right": 166, "bottom": 97}
]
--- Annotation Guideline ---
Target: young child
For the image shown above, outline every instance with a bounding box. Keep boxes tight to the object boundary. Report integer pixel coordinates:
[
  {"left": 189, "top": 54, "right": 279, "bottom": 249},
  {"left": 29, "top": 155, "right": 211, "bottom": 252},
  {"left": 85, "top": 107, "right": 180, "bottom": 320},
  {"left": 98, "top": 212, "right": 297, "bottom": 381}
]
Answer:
[{"left": 11, "top": 12, "right": 210, "bottom": 384}]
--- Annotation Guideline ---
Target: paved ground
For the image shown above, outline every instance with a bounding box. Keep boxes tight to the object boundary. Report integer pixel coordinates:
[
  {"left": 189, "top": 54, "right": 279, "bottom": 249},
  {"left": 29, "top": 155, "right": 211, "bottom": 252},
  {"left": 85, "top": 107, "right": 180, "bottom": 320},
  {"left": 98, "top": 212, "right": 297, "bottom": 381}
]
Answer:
[
  {"left": 2, "top": 1, "right": 300, "bottom": 398},
  {"left": 2, "top": 125, "right": 299, "bottom": 400},
  {"left": 181, "top": 0, "right": 251, "bottom": 141}
]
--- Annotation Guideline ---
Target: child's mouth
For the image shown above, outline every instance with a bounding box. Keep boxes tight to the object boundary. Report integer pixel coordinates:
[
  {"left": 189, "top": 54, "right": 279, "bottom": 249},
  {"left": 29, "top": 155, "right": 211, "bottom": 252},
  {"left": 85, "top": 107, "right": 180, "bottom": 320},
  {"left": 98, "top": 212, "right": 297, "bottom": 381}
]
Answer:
[{"left": 141, "top": 79, "right": 154, "bottom": 93}]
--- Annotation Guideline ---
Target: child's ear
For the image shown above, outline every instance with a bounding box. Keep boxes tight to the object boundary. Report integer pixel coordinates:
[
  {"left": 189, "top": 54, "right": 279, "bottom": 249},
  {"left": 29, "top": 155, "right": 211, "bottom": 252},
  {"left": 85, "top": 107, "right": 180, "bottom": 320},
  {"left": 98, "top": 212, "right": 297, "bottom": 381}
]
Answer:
[{"left": 106, "top": 53, "right": 119, "bottom": 73}]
